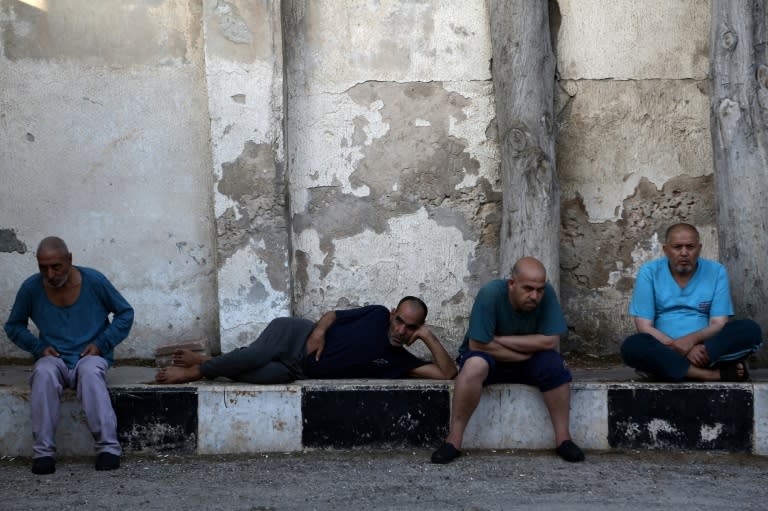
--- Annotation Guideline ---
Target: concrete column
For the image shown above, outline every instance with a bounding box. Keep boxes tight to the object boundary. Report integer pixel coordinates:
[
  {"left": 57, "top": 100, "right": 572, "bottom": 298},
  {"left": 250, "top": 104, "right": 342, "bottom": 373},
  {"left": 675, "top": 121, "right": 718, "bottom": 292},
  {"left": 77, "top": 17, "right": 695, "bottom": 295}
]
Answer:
[{"left": 203, "top": 0, "right": 292, "bottom": 352}]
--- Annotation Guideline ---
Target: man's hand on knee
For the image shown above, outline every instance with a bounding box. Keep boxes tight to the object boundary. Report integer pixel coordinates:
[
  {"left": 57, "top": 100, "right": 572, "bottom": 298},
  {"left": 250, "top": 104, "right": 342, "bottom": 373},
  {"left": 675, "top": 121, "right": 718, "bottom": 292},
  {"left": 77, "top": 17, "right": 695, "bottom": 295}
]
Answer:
[
  {"left": 686, "top": 344, "right": 709, "bottom": 367},
  {"left": 80, "top": 343, "right": 102, "bottom": 358},
  {"left": 41, "top": 346, "right": 60, "bottom": 357}
]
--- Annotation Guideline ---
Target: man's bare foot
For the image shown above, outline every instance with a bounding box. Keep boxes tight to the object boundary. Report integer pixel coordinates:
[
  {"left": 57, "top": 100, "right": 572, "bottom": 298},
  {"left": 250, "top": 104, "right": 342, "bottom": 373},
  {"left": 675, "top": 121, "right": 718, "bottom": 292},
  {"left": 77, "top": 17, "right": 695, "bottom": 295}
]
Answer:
[
  {"left": 172, "top": 349, "right": 210, "bottom": 368},
  {"left": 687, "top": 361, "right": 749, "bottom": 382},
  {"left": 155, "top": 365, "right": 203, "bottom": 384},
  {"left": 686, "top": 366, "right": 720, "bottom": 381}
]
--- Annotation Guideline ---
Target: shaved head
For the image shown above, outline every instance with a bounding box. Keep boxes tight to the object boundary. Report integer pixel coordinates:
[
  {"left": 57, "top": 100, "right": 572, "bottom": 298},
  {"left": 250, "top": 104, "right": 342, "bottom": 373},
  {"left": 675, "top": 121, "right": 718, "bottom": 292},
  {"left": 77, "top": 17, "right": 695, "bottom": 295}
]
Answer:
[
  {"left": 510, "top": 257, "right": 547, "bottom": 280},
  {"left": 36, "top": 237, "right": 73, "bottom": 288},
  {"left": 37, "top": 236, "right": 69, "bottom": 257},
  {"left": 664, "top": 223, "right": 699, "bottom": 244},
  {"left": 508, "top": 257, "right": 548, "bottom": 312}
]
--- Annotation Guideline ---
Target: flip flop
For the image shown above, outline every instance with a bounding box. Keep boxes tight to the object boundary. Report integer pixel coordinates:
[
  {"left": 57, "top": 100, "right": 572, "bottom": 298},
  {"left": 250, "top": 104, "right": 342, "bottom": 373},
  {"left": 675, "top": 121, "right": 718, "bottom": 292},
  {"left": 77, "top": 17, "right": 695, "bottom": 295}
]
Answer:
[{"left": 719, "top": 360, "right": 751, "bottom": 382}]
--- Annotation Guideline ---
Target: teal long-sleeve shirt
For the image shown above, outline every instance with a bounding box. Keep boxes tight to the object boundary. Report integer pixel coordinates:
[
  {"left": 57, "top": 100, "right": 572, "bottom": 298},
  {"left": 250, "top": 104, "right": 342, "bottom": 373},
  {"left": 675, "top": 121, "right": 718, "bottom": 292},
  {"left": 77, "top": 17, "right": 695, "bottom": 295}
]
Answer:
[{"left": 4, "top": 266, "right": 134, "bottom": 368}]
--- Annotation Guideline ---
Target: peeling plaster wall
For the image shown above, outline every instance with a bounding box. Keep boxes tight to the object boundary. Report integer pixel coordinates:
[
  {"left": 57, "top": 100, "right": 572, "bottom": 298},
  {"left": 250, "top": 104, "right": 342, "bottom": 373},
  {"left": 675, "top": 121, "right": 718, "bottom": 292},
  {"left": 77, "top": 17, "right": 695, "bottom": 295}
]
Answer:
[
  {"left": 203, "top": 0, "right": 291, "bottom": 352},
  {"left": 0, "top": 0, "right": 217, "bottom": 359},
  {"left": 556, "top": 0, "right": 710, "bottom": 80},
  {"left": 555, "top": 0, "right": 718, "bottom": 355},
  {"left": 0, "top": 0, "right": 727, "bottom": 363},
  {"left": 283, "top": 0, "right": 499, "bottom": 349}
]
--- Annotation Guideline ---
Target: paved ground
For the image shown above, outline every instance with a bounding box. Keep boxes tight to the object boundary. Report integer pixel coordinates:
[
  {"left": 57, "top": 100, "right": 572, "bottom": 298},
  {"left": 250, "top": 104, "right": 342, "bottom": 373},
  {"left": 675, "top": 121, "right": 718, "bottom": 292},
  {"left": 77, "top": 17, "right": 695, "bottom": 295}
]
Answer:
[{"left": 1, "top": 448, "right": 766, "bottom": 511}]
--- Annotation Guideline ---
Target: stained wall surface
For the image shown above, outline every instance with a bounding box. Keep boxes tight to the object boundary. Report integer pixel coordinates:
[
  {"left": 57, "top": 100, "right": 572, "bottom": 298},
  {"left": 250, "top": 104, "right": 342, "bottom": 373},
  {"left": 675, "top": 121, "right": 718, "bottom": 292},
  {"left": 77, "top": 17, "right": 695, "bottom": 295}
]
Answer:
[
  {"left": 0, "top": 0, "right": 730, "bottom": 361},
  {"left": 0, "top": 0, "right": 218, "bottom": 359},
  {"left": 202, "top": 0, "right": 291, "bottom": 352},
  {"left": 555, "top": 0, "right": 717, "bottom": 355},
  {"left": 283, "top": 0, "right": 499, "bottom": 347}
]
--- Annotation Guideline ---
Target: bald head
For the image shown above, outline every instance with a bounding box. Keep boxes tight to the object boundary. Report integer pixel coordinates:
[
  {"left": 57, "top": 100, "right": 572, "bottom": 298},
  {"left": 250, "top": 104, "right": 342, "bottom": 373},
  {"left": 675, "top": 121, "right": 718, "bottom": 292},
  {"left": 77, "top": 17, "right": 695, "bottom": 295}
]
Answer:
[
  {"left": 37, "top": 236, "right": 69, "bottom": 257},
  {"left": 508, "top": 257, "right": 547, "bottom": 312},
  {"left": 36, "top": 237, "right": 73, "bottom": 288},
  {"left": 510, "top": 257, "right": 547, "bottom": 281},
  {"left": 663, "top": 223, "right": 702, "bottom": 277},
  {"left": 664, "top": 223, "right": 699, "bottom": 244}
]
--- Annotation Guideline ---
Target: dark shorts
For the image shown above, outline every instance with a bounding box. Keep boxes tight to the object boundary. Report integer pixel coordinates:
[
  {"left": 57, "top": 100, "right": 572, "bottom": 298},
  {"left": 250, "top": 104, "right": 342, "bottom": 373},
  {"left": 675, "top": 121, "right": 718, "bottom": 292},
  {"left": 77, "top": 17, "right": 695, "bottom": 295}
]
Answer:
[{"left": 457, "top": 350, "right": 572, "bottom": 392}]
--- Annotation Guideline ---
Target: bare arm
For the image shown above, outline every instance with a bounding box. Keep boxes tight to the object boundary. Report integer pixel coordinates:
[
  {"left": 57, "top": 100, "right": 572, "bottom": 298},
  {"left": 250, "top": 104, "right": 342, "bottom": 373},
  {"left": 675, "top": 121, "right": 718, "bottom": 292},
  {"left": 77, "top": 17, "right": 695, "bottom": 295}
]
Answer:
[
  {"left": 634, "top": 317, "right": 674, "bottom": 345},
  {"left": 306, "top": 311, "right": 337, "bottom": 361},
  {"left": 491, "top": 333, "right": 560, "bottom": 353},
  {"left": 467, "top": 339, "right": 532, "bottom": 363},
  {"left": 407, "top": 325, "right": 458, "bottom": 380}
]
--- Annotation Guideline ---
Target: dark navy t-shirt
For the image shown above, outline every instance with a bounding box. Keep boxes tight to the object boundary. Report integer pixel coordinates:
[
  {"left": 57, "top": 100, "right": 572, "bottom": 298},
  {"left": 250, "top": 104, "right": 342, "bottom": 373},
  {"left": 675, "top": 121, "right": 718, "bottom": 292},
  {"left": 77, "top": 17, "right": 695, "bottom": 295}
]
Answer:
[{"left": 304, "top": 305, "right": 427, "bottom": 378}]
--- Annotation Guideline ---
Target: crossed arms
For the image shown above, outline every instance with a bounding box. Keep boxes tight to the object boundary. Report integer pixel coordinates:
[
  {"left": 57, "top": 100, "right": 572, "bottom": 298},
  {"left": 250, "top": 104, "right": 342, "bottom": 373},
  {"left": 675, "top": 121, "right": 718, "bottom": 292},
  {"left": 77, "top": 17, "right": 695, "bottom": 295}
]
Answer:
[
  {"left": 634, "top": 316, "right": 728, "bottom": 367},
  {"left": 469, "top": 334, "right": 560, "bottom": 363}
]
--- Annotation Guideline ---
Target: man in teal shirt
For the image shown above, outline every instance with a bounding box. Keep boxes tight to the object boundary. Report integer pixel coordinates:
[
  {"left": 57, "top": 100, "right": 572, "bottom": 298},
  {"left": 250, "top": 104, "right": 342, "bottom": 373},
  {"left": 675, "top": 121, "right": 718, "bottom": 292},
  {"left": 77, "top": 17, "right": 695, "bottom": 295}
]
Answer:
[
  {"left": 431, "top": 257, "right": 584, "bottom": 464},
  {"left": 621, "top": 223, "right": 762, "bottom": 381},
  {"left": 5, "top": 237, "right": 134, "bottom": 475}
]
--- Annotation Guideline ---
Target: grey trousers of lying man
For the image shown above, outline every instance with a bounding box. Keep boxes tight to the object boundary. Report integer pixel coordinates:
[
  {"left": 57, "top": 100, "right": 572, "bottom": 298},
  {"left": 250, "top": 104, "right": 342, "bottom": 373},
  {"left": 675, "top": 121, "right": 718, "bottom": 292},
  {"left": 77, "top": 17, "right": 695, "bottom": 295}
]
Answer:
[{"left": 201, "top": 317, "right": 314, "bottom": 384}]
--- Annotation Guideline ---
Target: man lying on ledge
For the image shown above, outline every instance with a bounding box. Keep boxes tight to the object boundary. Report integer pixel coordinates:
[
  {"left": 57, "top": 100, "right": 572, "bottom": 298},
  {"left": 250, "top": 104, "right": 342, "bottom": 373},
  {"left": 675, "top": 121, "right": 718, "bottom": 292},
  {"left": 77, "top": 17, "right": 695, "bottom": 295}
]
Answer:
[{"left": 155, "top": 296, "right": 457, "bottom": 384}]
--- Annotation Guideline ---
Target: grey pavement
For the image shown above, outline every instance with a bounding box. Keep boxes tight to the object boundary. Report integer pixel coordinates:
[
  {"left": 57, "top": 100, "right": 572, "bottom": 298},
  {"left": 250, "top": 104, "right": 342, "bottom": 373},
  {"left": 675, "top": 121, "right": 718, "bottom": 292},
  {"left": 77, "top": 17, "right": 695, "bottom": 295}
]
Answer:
[{"left": 1, "top": 449, "right": 766, "bottom": 511}]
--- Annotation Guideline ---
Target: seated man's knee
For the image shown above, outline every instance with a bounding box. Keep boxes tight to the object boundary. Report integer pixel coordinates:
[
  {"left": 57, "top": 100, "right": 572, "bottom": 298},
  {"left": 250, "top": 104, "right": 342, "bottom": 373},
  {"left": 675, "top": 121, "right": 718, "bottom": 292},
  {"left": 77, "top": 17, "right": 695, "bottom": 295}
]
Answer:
[
  {"left": 530, "top": 351, "right": 571, "bottom": 392},
  {"left": 31, "top": 356, "right": 63, "bottom": 382},
  {"left": 619, "top": 337, "right": 634, "bottom": 363},
  {"left": 620, "top": 333, "right": 653, "bottom": 365},
  {"left": 76, "top": 355, "right": 107, "bottom": 380},
  {"left": 458, "top": 355, "right": 490, "bottom": 384},
  {"left": 740, "top": 319, "right": 763, "bottom": 343}
]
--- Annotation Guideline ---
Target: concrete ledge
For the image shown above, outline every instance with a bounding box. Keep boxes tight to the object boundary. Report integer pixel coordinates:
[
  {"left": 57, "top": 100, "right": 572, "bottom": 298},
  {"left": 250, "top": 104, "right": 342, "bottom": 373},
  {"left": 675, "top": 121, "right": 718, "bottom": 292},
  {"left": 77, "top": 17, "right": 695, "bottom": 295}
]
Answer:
[{"left": 0, "top": 365, "right": 766, "bottom": 456}]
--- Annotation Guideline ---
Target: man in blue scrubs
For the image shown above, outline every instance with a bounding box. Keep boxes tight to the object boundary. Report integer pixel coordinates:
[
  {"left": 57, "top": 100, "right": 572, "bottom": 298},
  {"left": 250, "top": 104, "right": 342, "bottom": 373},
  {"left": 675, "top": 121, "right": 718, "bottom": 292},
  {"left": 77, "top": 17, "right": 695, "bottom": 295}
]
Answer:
[
  {"left": 621, "top": 223, "right": 762, "bottom": 381},
  {"left": 5, "top": 236, "right": 134, "bottom": 475}
]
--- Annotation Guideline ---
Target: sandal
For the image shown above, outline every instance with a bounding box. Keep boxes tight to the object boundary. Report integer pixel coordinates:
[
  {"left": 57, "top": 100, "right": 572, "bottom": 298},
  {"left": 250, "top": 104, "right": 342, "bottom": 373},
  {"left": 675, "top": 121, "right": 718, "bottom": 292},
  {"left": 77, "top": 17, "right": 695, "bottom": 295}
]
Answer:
[
  {"left": 431, "top": 442, "right": 461, "bottom": 464},
  {"left": 719, "top": 360, "right": 751, "bottom": 382}
]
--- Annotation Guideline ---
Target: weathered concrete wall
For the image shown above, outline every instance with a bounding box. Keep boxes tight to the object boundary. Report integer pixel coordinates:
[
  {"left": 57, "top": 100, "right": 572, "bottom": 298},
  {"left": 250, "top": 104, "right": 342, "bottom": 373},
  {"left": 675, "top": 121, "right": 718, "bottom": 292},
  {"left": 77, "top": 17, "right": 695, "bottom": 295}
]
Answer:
[
  {"left": 203, "top": 0, "right": 291, "bottom": 353},
  {"left": 282, "top": 0, "right": 500, "bottom": 347},
  {"left": 0, "top": 0, "right": 217, "bottom": 359},
  {"left": 0, "top": 0, "right": 732, "bottom": 362},
  {"left": 555, "top": 0, "right": 718, "bottom": 356}
]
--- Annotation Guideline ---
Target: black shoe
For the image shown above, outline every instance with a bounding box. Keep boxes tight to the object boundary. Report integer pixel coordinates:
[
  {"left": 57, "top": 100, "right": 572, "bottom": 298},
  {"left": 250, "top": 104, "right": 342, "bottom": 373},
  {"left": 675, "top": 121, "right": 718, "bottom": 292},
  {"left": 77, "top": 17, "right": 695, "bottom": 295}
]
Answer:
[
  {"left": 556, "top": 440, "right": 585, "bottom": 462},
  {"left": 31, "top": 456, "right": 56, "bottom": 475},
  {"left": 431, "top": 442, "right": 461, "bottom": 464},
  {"left": 95, "top": 452, "right": 120, "bottom": 471}
]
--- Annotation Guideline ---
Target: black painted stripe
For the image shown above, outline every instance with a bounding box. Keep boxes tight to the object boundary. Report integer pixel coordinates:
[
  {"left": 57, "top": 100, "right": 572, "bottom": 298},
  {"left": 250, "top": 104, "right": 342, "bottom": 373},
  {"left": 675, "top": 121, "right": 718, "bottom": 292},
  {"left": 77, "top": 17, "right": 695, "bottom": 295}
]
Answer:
[
  {"left": 608, "top": 387, "right": 753, "bottom": 451},
  {"left": 301, "top": 388, "right": 450, "bottom": 448},
  {"left": 112, "top": 387, "right": 198, "bottom": 453}
]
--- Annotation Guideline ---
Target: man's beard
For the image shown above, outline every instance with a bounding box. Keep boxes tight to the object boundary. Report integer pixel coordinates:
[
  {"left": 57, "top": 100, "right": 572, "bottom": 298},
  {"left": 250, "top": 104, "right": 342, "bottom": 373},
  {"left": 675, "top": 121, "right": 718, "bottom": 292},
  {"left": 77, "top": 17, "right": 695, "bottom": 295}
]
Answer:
[
  {"left": 673, "top": 263, "right": 693, "bottom": 274},
  {"left": 47, "top": 273, "right": 69, "bottom": 288}
]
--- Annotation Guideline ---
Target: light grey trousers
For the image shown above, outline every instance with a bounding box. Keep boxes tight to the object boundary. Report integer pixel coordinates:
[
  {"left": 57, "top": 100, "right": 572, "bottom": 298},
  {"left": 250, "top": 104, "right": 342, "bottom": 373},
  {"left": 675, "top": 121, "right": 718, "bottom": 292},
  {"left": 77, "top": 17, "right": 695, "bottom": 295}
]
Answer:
[{"left": 29, "top": 355, "right": 121, "bottom": 458}]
